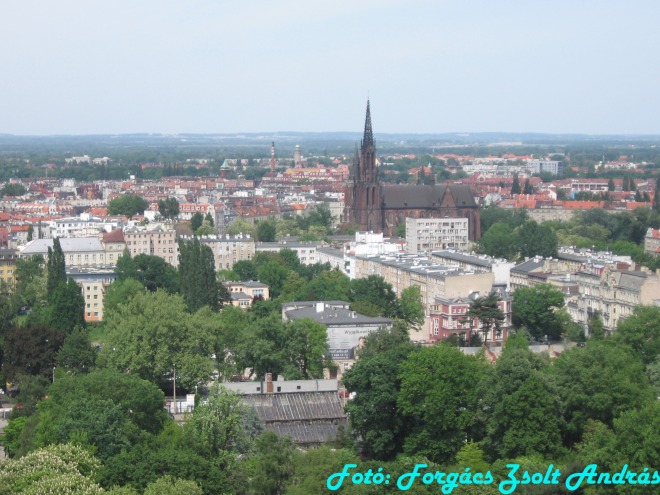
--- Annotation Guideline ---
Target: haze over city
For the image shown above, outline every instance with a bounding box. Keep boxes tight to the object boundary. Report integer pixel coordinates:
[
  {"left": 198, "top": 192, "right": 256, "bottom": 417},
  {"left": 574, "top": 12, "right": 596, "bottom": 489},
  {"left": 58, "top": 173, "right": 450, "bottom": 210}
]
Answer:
[{"left": 2, "top": 0, "right": 659, "bottom": 136}]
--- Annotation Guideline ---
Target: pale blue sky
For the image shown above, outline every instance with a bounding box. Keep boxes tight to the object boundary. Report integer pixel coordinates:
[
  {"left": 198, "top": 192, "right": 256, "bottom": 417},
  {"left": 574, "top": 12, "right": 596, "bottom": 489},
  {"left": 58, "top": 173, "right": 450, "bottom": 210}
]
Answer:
[{"left": 1, "top": 1, "right": 658, "bottom": 135}]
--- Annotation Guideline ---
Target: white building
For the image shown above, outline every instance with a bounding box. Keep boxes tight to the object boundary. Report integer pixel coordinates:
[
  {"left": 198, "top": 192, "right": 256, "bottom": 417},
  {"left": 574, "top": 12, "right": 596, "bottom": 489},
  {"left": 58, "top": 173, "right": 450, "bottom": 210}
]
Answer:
[{"left": 406, "top": 217, "right": 469, "bottom": 254}]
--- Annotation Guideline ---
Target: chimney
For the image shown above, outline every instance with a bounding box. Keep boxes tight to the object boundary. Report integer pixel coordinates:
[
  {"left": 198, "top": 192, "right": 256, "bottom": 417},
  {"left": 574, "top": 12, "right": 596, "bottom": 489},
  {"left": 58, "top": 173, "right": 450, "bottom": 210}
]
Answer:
[
  {"left": 266, "top": 373, "right": 273, "bottom": 393},
  {"left": 316, "top": 302, "right": 324, "bottom": 313}
]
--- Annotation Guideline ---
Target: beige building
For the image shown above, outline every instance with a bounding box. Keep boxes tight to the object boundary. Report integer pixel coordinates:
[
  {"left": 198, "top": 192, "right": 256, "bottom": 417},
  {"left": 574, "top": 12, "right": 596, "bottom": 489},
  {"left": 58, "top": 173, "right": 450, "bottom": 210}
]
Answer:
[
  {"left": 183, "top": 234, "right": 255, "bottom": 271},
  {"left": 21, "top": 238, "right": 107, "bottom": 267},
  {"left": 224, "top": 280, "right": 270, "bottom": 309},
  {"left": 0, "top": 248, "right": 17, "bottom": 290},
  {"left": 102, "top": 230, "right": 126, "bottom": 265},
  {"left": 256, "top": 241, "right": 321, "bottom": 265},
  {"left": 571, "top": 266, "right": 660, "bottom": 334},
  {"left": 66, "top": 267, "right": 116, "bottom": 323},
  {"left": 124, "top": 224, "right": 177, "bottom": 267},
  {"left": 644, "top": 228, "right": 660, "bottom": 257},
  {"left": 353, "top": 253, "right": 494, "bottom": 340},
  {"left": 406, "top": 217, "right": 469, "bottom": 254}
]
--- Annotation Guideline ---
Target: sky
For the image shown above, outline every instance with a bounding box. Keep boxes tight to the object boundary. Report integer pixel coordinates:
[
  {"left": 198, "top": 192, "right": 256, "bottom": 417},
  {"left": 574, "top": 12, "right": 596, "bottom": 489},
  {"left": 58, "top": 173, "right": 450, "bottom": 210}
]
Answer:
[{"left": 1, "top": 0, "right": 659, "bottom": 136}]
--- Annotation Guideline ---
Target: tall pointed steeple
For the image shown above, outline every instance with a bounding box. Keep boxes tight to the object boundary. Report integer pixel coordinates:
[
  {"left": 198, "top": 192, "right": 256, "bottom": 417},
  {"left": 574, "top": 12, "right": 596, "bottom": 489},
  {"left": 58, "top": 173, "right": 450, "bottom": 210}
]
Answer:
[{"left": 362, "top": 99, "right": 374, "bottom": 148}]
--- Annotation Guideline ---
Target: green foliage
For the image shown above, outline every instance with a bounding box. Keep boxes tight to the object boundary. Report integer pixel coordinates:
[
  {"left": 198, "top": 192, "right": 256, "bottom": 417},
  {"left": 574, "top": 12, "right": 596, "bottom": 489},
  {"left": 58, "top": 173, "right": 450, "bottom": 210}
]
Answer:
[
  {"left": 516, "top": 220, "right": 558, "bottom": 258},
  {"left": 48, "top": 278, "right": 86, "bottom": 332},
  {"left": 510, "top": 173, "right": 521, "bottom": 194},
  {"left": 395, "top": 222, "right": 406, "bottom": 238},
  {"left": 613, "top": 304, "right": 660, "bottom": 365},
  {"left": 233, "top": 260, "right": 257, "bottom": 281},
  {"left": 46, "top": 238, "right": 66, "bottom": 302},
  {"left": 512, "top": 284, "right": 567, "bottom": 339},
  {"left": 397, "top": 345, "right": 487, "bottom": 464},
  {"left": 226, "top": 218, "right": 256, "bottom": 238},
  {"left": 248, "top": 431, "right": 295, "bottom": 495},
  {"left": 349, "top": 275, "right": 399, "bottom": 319},
  {"left": 4, "top": 324, "right": 65, "bottom": 382},
  {"left": 549, "top": 341, "right": 654, "bottom": 446},
  {"left": 190, "top": 212, "right": 204, "bottom": 232},
  {"left": 480, "top": 206, "right": 528, "bottom": 233},
  {"left": 478, "top": 223, "right": 517, "bottom": 259},
  {"left": 293, "top": 268, "right": 350, "bottom": 301},
  {"left": 144, "top": 476, "right": 203, "bottom": 495},
  {"left": 204, "top": 212, "right": 214, "bottom": 226},
  {"left": 116, "top": 253, "right": 179, "bottom": 293},
  {"left": 343, "top": 326, "right": 416, "bottom": 460},
  {"left": 108, "top": 195, "right": 148, "bottom": 218},
  {"left": 103, "top": 278, "right": 145, "bottom": 318},
  {"left": 256, "top": 219, "right": 277, "bottom": 242},
  {"left": 464, "top": 292, "right": 505, "bottom": 345},
  {"left": 0, "top": 182, "right": 27, "bottom": 197},
  {"left": 14, "top": 254, "right": 45, "bottom": 307},
  {"left": 158, "top": 197, "right": 180, "bottom": 220},
  {"left": 100, "top": 290, "right": 215, "bottom": 389},
  {"left": 178, "top": 238, "right": 226, "bottom": 312},
  {"left": 56, "top": 327, "right": 97, "bottom": 374},
  {"left": 397, "top": 285, "right": 425, "bottom": 329}
]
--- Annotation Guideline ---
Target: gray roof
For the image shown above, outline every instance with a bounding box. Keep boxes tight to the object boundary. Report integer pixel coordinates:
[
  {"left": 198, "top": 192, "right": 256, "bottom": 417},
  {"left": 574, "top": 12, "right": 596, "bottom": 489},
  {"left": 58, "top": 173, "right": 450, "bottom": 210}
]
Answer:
[
  {"left": 432, "top": 251, "right": 493, "bottom": 268},
  {"left": 381, "top": 184, "right": 477, "bottom": 209},
  {"left": 285, "top": 303, "right": 392, "bottom": 326},
  {"left": 225, "top": 280, "right": 268, "bottom": 288},
  {"left": 230, "top": 291, "right": 252, "bottom": 301},
  {"left": 21, "top": 237, "right": 104, "bottom": 255},
  {"left": 241, "top": 391, "right": 346, "bottom": 445},
  {"left": 511, "top": 258, "right": 544, "bottom": 274}
]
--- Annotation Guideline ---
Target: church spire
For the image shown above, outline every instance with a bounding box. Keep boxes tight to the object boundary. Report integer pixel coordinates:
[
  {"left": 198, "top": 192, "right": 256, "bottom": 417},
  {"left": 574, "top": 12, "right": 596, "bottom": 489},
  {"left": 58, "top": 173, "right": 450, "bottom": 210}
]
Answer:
[{"left": 362, "top": 99, "right": 374, "bottom": 148}]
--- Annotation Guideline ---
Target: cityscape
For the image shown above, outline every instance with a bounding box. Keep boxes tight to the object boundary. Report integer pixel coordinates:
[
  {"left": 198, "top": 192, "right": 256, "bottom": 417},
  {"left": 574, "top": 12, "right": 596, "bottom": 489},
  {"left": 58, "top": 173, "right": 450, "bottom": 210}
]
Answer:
[{"left": 1, "top": 2, "right": 660, "bottom": 494}]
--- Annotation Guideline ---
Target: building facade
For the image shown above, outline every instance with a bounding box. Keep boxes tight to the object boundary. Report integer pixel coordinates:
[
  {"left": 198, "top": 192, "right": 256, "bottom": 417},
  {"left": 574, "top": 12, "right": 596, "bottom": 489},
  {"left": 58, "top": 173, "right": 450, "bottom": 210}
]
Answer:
[
  {"left": 0, "top": 248, "right": 17, "bottom": 289},
  {"left": 406, "top": 217, "right": 470, "bottom": 254},
  {"left": 344, "top": 101, "right": 481, "bottom": 240},
  {"left": 124, "top": 224, "right": 178, "bottom": 266}
]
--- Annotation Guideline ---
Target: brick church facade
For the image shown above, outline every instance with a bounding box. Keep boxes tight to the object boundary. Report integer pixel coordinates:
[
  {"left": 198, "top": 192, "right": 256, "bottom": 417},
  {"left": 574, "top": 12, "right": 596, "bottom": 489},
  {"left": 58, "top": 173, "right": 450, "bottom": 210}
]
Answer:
[{"left": 344, "top": 101, "right": 481, "bottom": 240}]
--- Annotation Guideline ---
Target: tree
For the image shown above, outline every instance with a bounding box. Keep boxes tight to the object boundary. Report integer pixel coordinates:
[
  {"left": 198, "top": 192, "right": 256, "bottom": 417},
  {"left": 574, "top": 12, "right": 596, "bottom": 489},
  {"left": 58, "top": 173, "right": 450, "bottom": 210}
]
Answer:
[
  {"left": 343, "top": 325, "right": 416, "bottom": 460},
  {"left": 248, "top": 431, "right": 295, "bottom": 495},
  {"left": 178, "top": 238, "right": 225, "bottom": 312},
  {"left": 463, "top": 291, "right": 505, "bottom": 346},
  {"left": 48, "top": 278, "right": 85, "bottom": 332},
  {"left": 349, "top": 275, "right": 399, "bottom": 318},
  {"left": 478, "top": 348, "right": 563, "bottom": 460},
  {"left": 158, "top": 197, "right": 180, "bottom": 220},
  {"left": 398, "top": 285, "right": 425, "bottom": 330},
  {"left": 100, "top": 290, "right": 215, "bottom": 389},
  {"left": 104, "top": 278, "right": 145, "bottom": 318},
  {"left": 516, "top": 220, "right": 558, "bottom": 258},
  {"left": 108, "top": 195, "right": 148, "bottom": 218},
  {"left": 144, "top": 476, "right": 203, "bottom": 495},
  {"left": 395, "top": 222, "right": 406, "bottom": 238},
  {"left": 226, "top": 218, "right": 256, "bottom": 238},
  {"left": 27, "top": 224, "right": 33, "bottom": 242},
  {"left": 608, "top": 177, "right": 615, "bottom": 191},
  {"left": 512, "top": 284, "right": 567, "bottom": 339},
  {"left": 3, "top": 324, "right": 66, "bottom": 382},
  {"left": 510, "top": 174, "right": 521, "bottom": 194},
  {"left": 56, "top": 327, "right": 96, "bottom": 374},
  {"left": 0, "top": 183, "right": 27, "bottom": 197},
  {"left": 523, "top": 178, "right": 533, "bottom": 195},
  {"left": 293, "top": 268, "right": 350, "bottom": 302},
  {"left": 46, "top": 237, "right": 66, "bottom": 301},
  {"left": 549, "top": 341, "right": 654, "bottom": 446},
  {"left": 256, "top": 219, "right": 277, "bottom": 242},
  {"left": 233, "top": 260, "right": 257, "bottom": 281},
  {"left": 613, "top": 305, "right": 660, "bottom": 365},
  {"left": 478, "top": 223, "right": 517, "bottom": 259},
  {"left": 15, "top": 254, "right": 45, "bottom": 306},
  {"left": 116, "top": 253, "right": 179, "bottom": 293},
  {"left": 190, "top": 212, "right": 204, "bottom": 232},
  {"left": 185, "top": 385, "right": 257, "bottom": 457},
  {"left": 397, "top": 344, "right": 487, "bottom": 464},
  {"left": 204, "top": 212, "right": 214, "bottom": 227}
]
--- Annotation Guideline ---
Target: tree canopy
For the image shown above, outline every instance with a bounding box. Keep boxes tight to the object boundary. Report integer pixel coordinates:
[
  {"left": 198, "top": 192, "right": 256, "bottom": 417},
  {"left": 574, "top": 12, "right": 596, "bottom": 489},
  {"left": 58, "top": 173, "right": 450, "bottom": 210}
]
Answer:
[{"left": 108, "top": 195, "right": 148, "bottom": 218}]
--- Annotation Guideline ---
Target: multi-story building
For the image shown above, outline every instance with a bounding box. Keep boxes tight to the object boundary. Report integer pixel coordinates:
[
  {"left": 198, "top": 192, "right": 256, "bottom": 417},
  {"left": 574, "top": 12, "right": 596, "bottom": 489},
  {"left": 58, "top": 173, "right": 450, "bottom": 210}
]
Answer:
[
  {"left": 21, "top": 238, "right": 107, "bottom": 267},
  {"left": 343, "top": 231, "right": 404, "bottom": 279},
  {"left": 644, "top": 228, "right": 660, "bottom": 257},
  {"left": 431, "top": 251, "right": 515, "bottom": 288},
  {"left": 0, "top": 248, "right": 17, "bottom": 289},
  {"left": 66, "top": 267, "right": 116, "bottom": 323},
  {"left": 572, "top": 266, "right": 660, "bottom": 334},
  {"left": 224, "top": 280, "right": 269, "bottom": 309},
  {"left": 406, "top": 217, "right": 470, "bottom": 254},
  {"left": 256, "top": 241, "right": 321, "bottom": 265},
  {"left": 124, "top": 224, "right": 178, "bottom": 267},
  {"left": 526, "top": 160, "right": 562, "bottom": 176},
  {"left": 353, "top": 252, "right": 494, "bottom": 340},
  {"left": 429, "top": 291, "right": 512, "bottom": 344},
  {"left": 50, "top": 213, "right": 123, "bottom": 238},
  {"left": 282, "top": 300, "right": 392, "bottom": 377},
  {"left": 102, "top": 230, "right": 126, "bottom": 265},
  {"left": 185, "top": 233, "right": 255, "bottom": 271}
]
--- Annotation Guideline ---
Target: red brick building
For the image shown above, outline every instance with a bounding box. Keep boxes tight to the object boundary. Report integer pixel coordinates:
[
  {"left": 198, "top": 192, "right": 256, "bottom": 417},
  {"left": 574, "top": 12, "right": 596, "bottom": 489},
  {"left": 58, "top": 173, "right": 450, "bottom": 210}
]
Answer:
[{"left": 344, "top": 101, "right": 481, "bottom": 239}]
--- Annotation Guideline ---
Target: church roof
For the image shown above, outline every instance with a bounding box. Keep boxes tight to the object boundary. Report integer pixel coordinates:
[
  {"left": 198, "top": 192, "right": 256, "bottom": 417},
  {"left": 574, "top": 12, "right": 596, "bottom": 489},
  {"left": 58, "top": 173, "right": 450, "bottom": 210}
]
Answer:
[{"left": 381, "top": 184, "right": 477, "bottom": 209}]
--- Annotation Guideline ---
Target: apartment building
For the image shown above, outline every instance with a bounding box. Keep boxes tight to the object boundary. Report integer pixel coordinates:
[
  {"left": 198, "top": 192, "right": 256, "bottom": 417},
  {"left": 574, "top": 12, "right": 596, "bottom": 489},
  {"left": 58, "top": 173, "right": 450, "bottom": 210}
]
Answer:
[
  {"left": 67, "top": 267, "right": 116, "bottom": 323},
  {"left": 224, "top": 280, "right": 269, "bottom": 309},
  {"left": 181, "top": 234, "right": 255, "bottom": 271},
  {"left": 21, "top": 238, "right": 107, "bottom": 267},
  {"left": 406, "top": 217, "right": 470, "bottom": 254},
  {"left": 0, "top": 248, "right": 17, "bottom": 289},
  {"left": 124, "top": 224, "right": 177, "bottom": 267},
  {"left": 644, "top": 228, "right": 660, "bottom": 257},
  {"left": 256, "top": 241, "right": 321, "bottom": 265}
]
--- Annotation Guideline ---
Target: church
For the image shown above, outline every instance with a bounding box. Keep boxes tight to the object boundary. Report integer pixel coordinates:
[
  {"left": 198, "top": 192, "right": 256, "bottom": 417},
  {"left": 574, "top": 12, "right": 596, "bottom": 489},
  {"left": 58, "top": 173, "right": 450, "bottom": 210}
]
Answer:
[{"left": 344, "top": 101, "right": 481, "bottom": 240}]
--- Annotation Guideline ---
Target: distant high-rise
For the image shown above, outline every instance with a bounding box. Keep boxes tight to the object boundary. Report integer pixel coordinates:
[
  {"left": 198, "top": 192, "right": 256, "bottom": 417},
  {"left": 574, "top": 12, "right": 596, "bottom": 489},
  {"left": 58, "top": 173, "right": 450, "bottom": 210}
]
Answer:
[
  {"left": 293, "top": 145, "right": 302, "bottom": 167},
  {"left": 270, "top": 141, "right": 276, "bottom": 171}
]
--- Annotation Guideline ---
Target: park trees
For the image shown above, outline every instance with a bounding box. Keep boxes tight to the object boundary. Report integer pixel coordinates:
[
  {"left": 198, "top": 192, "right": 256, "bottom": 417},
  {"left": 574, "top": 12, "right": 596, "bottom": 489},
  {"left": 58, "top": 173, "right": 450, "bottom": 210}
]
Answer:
[
  {"left": 342, "top": 325, "right": 416, "bottom": 461},
  {"left": 463, "top": 291, "right": 505, "bottom": 345},
  {"left": 100, "top": 290, "right": 215, "bottom": 389},
  {"left": 349, "top": 275, "right": 399, "bottom": 318},
  {"left": 478, "top": 223, "right": 517, "bottom": 259},
  {"left": 46, "top": 237, "right": 66, "bottom": 300},
  {"left": 178, "top": 238, "right": 228, "bottom": 312},
  {"left": 56, "top": 327, "right": 97, "bottom": 374},
  {"left": 48, "top": 278, "right": 85, "bottom": 332},
  {"left": 3, "top": 324, "right": 66, "bottom": 382},
  {"left": 516, "top": 220, "right": 558, "bottom": 258},
  {"left": 0, "top": 183, "right": 27, "bottom": 197},
  {"left": 256, "top": 219, "right": 277, "bottom": 242},
  {"left": 397, "top": 344, "right": 487, "bottom": 464},
  {"left": 613, "top": 305, "right": 660, "bottom": 365},
  {"left": 512, "top": 284, "right": 567, "bottom": 340},
  {"left": 108, "top": 195, "right": 148, "bottom": 218},
  {"left": 190, "top": 212, "right": 204, "bottom": 232},
  {"left": 398, "top": 285, "right": 425, "bottom": 330}
]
